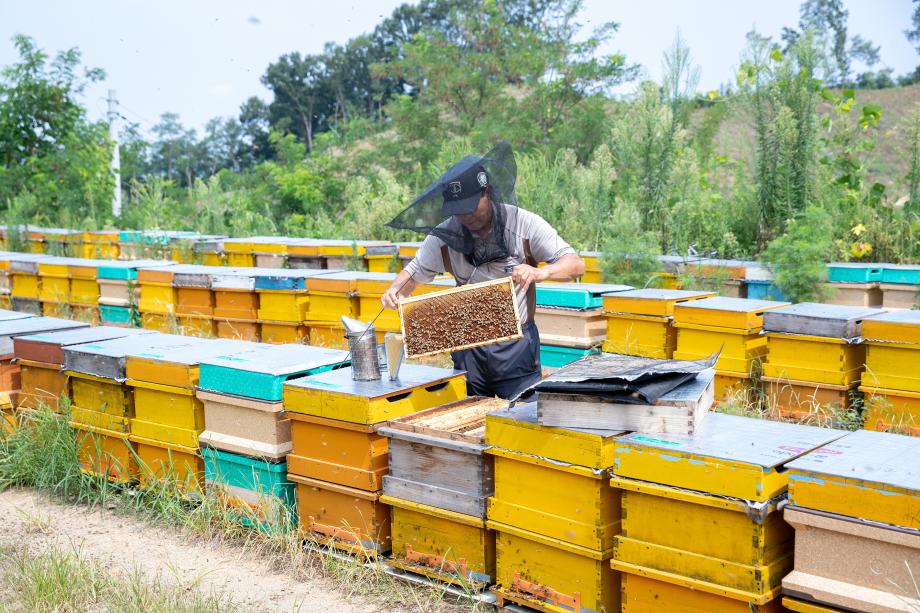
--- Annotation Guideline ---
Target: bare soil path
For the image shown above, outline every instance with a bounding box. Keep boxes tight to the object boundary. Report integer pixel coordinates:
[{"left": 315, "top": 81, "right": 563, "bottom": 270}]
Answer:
[{"left": 0, "top": 487, "right": 381, "bottom": 612}]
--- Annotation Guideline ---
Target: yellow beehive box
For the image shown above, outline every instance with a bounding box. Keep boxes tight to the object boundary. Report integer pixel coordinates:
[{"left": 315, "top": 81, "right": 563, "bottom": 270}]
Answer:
[
  {"left": 862, "top": 341, "right": 920, "bottom": 393},
  {"left": 714, "top": 370, "right": 757, "bottom": 404},
  {"left": 305, "top": 272, "right": 360, "bottom": 323},
  {"left": 283, "top": 364, "right": 465, "bottom": 425},
  {"left": 612, "top": 413, "right": 844, "bottom": 502},
  {"left": 290, "top": 473, "right": 391, "bottom": 556},
  {"left": 861, "top": 309, "right": 920, "bottom": 344},
  {"left": 138, "top": 267, "right": 178, "bottom": 314},
  {"left": 673, "top": 323, "right": 766, "bottom": 374},
  {"left": 620, "top": 572, "right": 784, "bottom": 612},
  {"left": 41, "top": 302, "right": 69, "bottom": 318},
  {"left": 602, "top": 312, "right": 675, "bottom": 359},
  {"left": 306, "top": 323, "right": 346, "bottom": 348},
  {"left": 602, "top": 288, "right": 715, "bottom": 317},
  {"left": 860, "top": 385, "right": 920, "bottom": 435},
  {"left": 132, "top": 434, "right": 203, "bottom": 492},
  {"left": 673, "top": 297, "right": 789, "bottom": 330},
  {"left": 202, "top": 252, "right": 225, "bottom": 266},
  {"left": 288, "top": 412, "right": 385, "bottom": 490},
  {"left": 579, "top": 251, "right": 603, "bottom": 284},
  {"left": 10, "top": 273, "right": 41, "bottom": 299},
  {"left": 38, "top": 261, "right": 70, "bottom": 303},
  {"left": 257, "top": 290, "right": 308, "bottom": 322},
  {"left": 489, "top": 522, "right": 619, "bottom": 613},
  {"left": 140, "top": 312, "right": 178, "bottom": 333},
  {"left": 366, "top": 255, "right": 396, "bottom": 273},
  {"left": 612, "top": 476, "right": 792, "bottom": 604},
  {"left": 384, "top": 495, "right": 495, "bottom": 588},
  {"left": 763, "top": 377, "right": 857, "bottom": 423},
  {"left": 787, "top": 429, "right": 920, "bottom": 530},
  {"left": 69, "top": 371, "right": 132, "bottom": 417},
  {"left": 763, "top": 333, "right": 866, "bottom": 386},
  {"left": 178, "top": 314, "right": 215, "bottom": 338},
  {"left": 68, "top": 262, "right": 99, "bottom": 305},
  {"left": 260, "top": 321, "right": 308, "bottom": 344},
  {"left": 71, "top": 406, "right": 130, "bottom": 433},
  {"left": 71, "top": 421, "right": 138, "bottom": 483},
  {"left": 485, "top": 402, "right": 620, "bottom": 469},
  {"left": 215, "top": 318, "right": 260, "bottom": 341},
  {"left": 128, "top": 380, "right": 203, "bottom": 443},
  {"left": 485, "top": 403, "right": 623, "bottom": 550},
  {"left": 490, "top": 449, "right": 619, "bottom": 551}
]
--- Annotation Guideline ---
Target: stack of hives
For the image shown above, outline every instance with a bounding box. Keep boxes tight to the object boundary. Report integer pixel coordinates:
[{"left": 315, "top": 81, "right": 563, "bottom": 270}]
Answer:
[
  {"left": 611, "top": 413, "right": 843, "bottom": 612},
  {"left": 137, "top": 264, "right": 181, "bottom": 332},
  {"left": 577, "top": 250, "right": 603, "bottom": 283},
  {"left": 98, "top": 260, "right": 173, "bottom": 328},
  {"left": 9, "top": 253, "right": 48, "bottom": 315},
  {"left": 37, "top": 257, "right": 73, "bottom": 318},
  {"left": 15, "top": 326, "right": 150, "bottom": 413},
  {"left": 320, "top": 239, "right": 390, "bottom": 271},
  {"left": 0, "top": 252, "right": 15, "bottom": 310},
  {"left": 682, "top": 258, "right": 756, "bottom": 298},
  {"left": 859, "top": 310, "right": 920, "bottom": 435},
  {"left": 743, "top": 266, "right": 787, "bottom": 301},
  {"left": 378, "top": 397, "right": 507, "bottom": 588},
  {"left": 282, "top": 364, "right": 466, "bottom": 557},
  {"left": 485, "top": 402, "right": 624, "bottom": 612},
  {"left": 0, "top": 315, "right": 87, "bottom": 406},
  {"left": 197, "top": 344, "right": 349, "bottom": 530},
  {"left": 304, "top": 271, "right": 362, "bottom": 348},
  {"left": 602, "top": 289, "right": 714, "bottom": 358},
  {"left": 173, "top": 265, "right": 220, "bottom": 338},
  {"left": 257, "top": 269, "right": 333, "bottom": 344},
  {"left": 782, "top": 430, "right": 920, "bottom": 612},
  {"left": 192, "top": 235, "right": 227, "bottom": 266},
  {"left": 363, "top": 244, "right": 399, "bottom": 273},
  {"left": 63, "top": 332, "right": 180, "bottom": 482},
  {"left": 219, "top": 237, "right": 271, "bottom": 268},
  {"left": 210, "top": 267, "right": 263, "bottom": 342},
  {"left": 124, "top": 337, "right": 257, "bottom": 492},
  {"left": 396, "top": 242, "right": 422, "bottom": 272},
  {"left": 672, "top": 297, "right": 789, "bottom": 402},
  {"left": 67, "top": 259, "right": 104, "bottom": 324},
  {"left": 824, "top": 263, "right": 884, "bottom": 307},
  {"left": 81, "top": 230, "right": 120, "bottom": 260},
  {"left": 0, "top": 309, "right": 34, "bottom": 428},
  {"left": 250, "top": 237, "right": 293, "bottom": 269},
  {"left": 762, "top": 303, "right": 885, "bottom": 421},
  {"left": 534, "top": 283, "right": 631, "bottom": 369},
  {"left": 878, "top": 264, "right": 920, "bottom": 309}
]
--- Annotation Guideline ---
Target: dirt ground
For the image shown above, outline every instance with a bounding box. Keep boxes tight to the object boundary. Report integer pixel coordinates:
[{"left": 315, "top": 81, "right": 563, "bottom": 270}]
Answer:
[{"left": 0, "top": 488, "right": 381, "bottom": 612}]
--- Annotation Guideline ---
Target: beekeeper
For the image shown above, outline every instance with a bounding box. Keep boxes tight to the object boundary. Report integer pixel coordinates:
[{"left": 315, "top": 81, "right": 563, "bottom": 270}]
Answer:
[{"left": 381, "top": 141, "right": 585, "bottom": 399}]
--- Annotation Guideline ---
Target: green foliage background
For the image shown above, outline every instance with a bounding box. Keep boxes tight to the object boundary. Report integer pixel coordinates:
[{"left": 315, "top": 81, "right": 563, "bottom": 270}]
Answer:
[{"left": 3, "top": 0, "right": 920, "bottom": 299}]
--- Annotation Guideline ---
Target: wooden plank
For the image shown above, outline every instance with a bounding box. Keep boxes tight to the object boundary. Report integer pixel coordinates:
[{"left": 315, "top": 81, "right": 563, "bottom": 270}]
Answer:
[
  {"left": 381, "top": 475, "right": 488, "bottom": 517},
  {"left": 537, "top": 369, "right": 715, "bottom": 435},
  {"left": 399, "top": 277, "right": 522, "bottom": 358}
]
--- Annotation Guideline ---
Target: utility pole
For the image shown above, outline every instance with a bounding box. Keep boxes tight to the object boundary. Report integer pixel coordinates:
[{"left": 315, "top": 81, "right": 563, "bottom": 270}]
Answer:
[{"left": 107, "top": 89, "right": 122, "bottom": 217}]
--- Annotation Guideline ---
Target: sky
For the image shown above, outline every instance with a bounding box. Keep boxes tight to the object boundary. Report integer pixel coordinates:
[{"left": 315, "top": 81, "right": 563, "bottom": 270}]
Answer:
[{"left": 1, "top": 1, "right": 916, "bottom": 137}]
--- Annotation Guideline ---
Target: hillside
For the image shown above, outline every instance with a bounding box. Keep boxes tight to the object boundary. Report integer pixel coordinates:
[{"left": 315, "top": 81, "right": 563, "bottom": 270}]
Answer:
[{"left": 710, "top": 84, "right": 920, "bottom": 195}]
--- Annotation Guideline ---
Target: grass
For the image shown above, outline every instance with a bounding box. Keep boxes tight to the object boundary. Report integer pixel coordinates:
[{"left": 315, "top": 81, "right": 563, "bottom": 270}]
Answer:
[
  {"left": 0, "top": 403, "right": 476, "bottom": 612},
  {"left": 0, "top": 544, "right": 234, "bottom": 612}
]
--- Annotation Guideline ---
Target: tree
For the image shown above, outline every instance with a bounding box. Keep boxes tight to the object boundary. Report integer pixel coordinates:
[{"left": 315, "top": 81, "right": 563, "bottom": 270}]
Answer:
[
  {"left": 0, "top": 35, "right": 113, "bottom": 226},
  {"left": 262, "top": 53, "right": 331, "bottom": 151},
  {"left": 906, "top": 0, "right": 920, "bottom": 55},
  {"left": 238, "top": 96, "right": 272, "bottom": 164},
  {"left": 782, "top": 0, "right": 879, "bottom": 86}
]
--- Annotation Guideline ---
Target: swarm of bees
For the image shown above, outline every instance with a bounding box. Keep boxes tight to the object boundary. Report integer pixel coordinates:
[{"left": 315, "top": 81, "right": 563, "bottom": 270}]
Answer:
[{"left": 401, "top": 281, "right": 520, "bottom": 357}]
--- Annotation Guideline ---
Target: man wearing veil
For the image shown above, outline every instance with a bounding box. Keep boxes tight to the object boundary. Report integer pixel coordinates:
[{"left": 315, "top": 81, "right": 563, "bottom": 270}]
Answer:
[{"left": 382, "top": 141, "right": 585, "bottom": 399}]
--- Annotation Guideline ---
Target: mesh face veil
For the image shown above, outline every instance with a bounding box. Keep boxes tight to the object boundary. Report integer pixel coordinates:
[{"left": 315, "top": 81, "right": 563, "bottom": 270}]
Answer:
[{"left": 386, "top": 141, "right": 519, "bottom": 267}]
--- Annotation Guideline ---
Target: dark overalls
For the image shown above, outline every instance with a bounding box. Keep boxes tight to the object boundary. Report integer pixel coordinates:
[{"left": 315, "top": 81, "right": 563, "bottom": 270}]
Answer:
[{"left": 442, "top": 242, "right": 543, "bottom": 400}]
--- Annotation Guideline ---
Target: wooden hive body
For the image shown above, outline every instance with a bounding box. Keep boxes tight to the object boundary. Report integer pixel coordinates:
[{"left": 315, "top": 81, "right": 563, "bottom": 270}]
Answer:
[
  {"left": 399, "top": 277, "right": 522, "bottom": 358},
  {"left": 378, "top": 396, "right": 507, "bottom": 517}
]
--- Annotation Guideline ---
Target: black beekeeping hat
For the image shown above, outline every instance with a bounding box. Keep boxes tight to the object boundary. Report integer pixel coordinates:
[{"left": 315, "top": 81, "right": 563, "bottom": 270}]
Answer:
[{"left": 386, "top": 140, "right": 517, "bottom": 233}]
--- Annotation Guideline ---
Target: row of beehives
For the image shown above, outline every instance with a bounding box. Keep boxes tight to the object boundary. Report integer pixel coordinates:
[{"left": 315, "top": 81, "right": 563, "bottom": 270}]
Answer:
[
  {"left": 0, "top": 309, "right": 914, "bottom": 613},
  {"left": 0, "top": 251, "right": 460, "bottom": 347},
  {"left": 11, "top": 226, "right": 920, "bottom": 300},
  {"left": 534, "top": 285, "right": 920, "bottom": 437}
]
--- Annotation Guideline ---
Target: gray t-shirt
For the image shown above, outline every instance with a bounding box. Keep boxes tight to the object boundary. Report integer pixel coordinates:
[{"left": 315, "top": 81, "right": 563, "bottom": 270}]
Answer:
[{"left": 403, "top": 205, "right": 576, "bottom": 322}]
